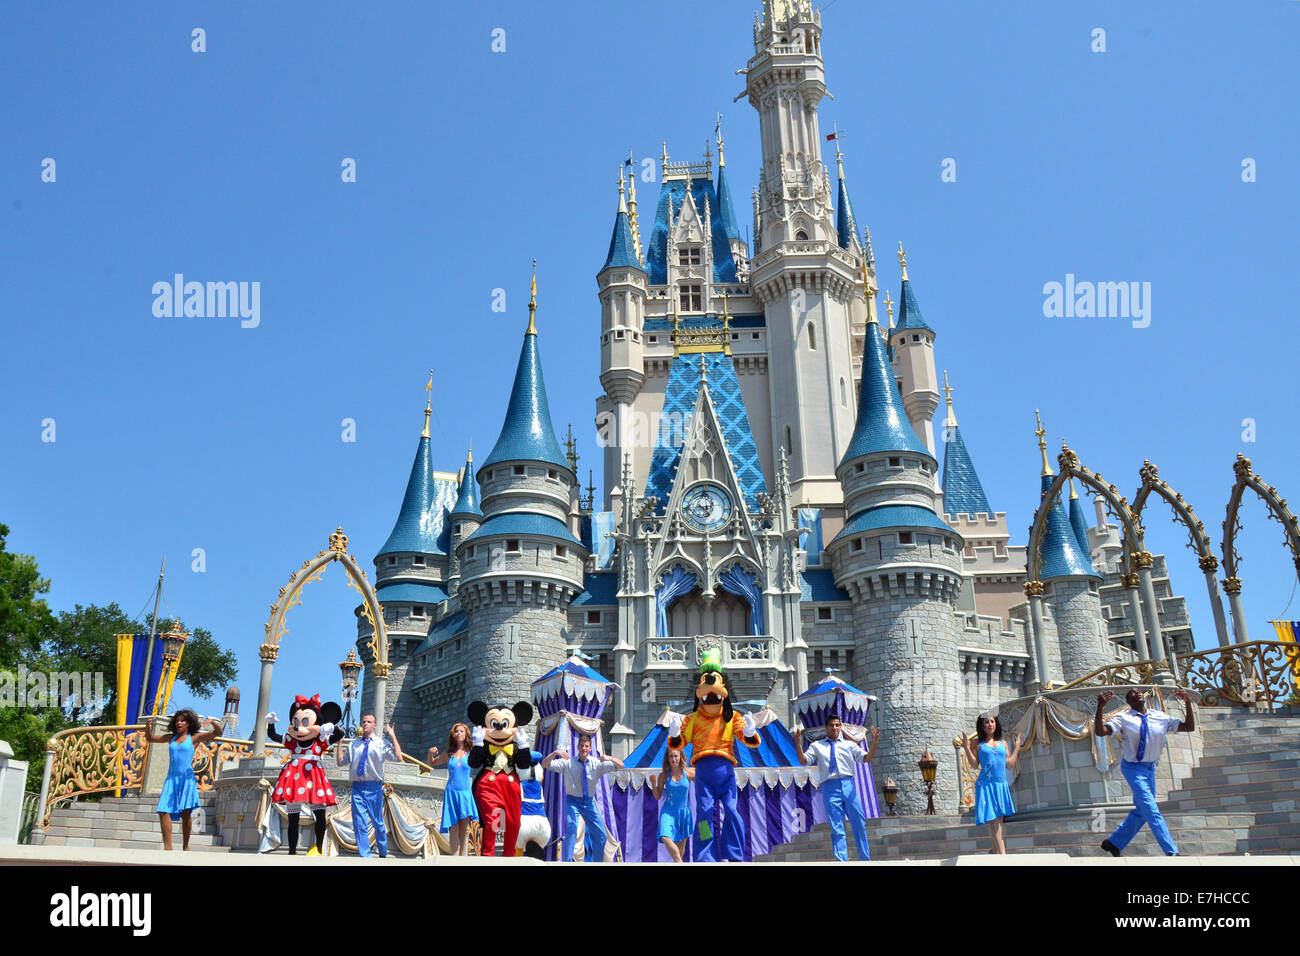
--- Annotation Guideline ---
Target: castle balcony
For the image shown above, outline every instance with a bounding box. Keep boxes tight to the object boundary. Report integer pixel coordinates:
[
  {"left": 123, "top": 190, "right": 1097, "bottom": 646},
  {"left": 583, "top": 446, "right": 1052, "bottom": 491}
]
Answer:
[{"left": 644, "top": 634, "right": 777, "bottom": 669}]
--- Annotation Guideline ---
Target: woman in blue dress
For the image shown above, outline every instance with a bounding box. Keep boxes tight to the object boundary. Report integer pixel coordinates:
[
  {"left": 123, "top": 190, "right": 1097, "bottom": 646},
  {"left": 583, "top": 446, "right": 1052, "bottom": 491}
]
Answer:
[
  {"left": 427, "top": 722, "right": 477, "bottom": 856},
  {"left": 960, "top": 713, "right": 1021, "bottom": 854},
  {"left": 651, "top": 747, "right": 694, "bottom": 862},
  {"left": 144, "top": 709, "right": 223, "bottom": 851}
]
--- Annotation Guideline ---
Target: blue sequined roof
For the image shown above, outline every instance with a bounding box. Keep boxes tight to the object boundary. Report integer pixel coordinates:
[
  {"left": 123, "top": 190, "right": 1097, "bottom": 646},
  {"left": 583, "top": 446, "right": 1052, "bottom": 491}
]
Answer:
[
  {"left": 414, "top": 609, "right": 468, "bottom": 655},
  {"left": 800, "top": 569, "right": 850, "bottom": 602},
  {"left": 1039, "top": 475, "right": 1101, "bottom": 580},
  {"left": 840, "top": 319, "right": 932, "bottom": 466},
  {"left": 450, "top": 452, "right": 481, "bottom": 518},
  {"left": 645, "top": 176, "right": 739, "bottom": 285},
  {"left": 461, "top": 512, "right": 583, "bottom": 548},
  {"left": 572, "top": 572, "right": 619, "bottom": 607},
  {"left": 1068, "top": 493, "right": 1095, "bottom": 563},
  {"left": 831, "top": 504, "right": 956, "bottom": 543},
  {"left": 716, "top": 164, "right": 741, "bottom": 243},
  {"left": 836, "top": 172, "right": 857, "bottom": 250},
  {"left": 481, "top": 330, "right": 569, "bottom": 473},
  {"left": 377, "top": 437, "right": 459, "bottom": 558},
  {"left": 644, "top": 313, "right": 764, "bottom": 332},
  {"left": 602, "top": 208, "right": 642, "bottom": 272},
  {"left": 941, "top": 424, "right": 992, "bottom": 516},
  {"left": 895, "top": 278, "right": 933, "bottom": 334},
  {"left": 376, "top": 582, "right": 449, "bottom": 606},
  {"left": 645, "top": 352, "right": 767, "bottom": 512}
]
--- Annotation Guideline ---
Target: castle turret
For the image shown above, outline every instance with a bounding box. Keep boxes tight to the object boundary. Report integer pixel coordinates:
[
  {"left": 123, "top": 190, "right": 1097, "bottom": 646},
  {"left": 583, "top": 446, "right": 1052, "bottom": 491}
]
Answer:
[
  {"left": 598, "top": 172, "right": 648, "bottom": 510},
  {"left": 447, "top": 447, "right": 481, "bottom": 596},
  {"left": 1034, "top": 418, "right": 1106, "bottom": 683},
  {"left": 939, "top": 372, "right": 991, "bottom": 518},
  {"left": 890, "top": 245, "right": 941, "bottom": 459},
  {"left": 826, "top": 262, "right": 965, "bottom": 814},
  {"left": 458, "top": 269, "right": 590, "bottom": 711}
]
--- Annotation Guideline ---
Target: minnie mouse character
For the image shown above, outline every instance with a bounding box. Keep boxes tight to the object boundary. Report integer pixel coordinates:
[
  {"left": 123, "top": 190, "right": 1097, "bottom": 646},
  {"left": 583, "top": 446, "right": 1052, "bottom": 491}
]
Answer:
[
  {"left": 265, "top": 694, "right": 344, "bottom": 856},
  {"left": 466, "top": 700, "right": 533, "bottom": 857}
]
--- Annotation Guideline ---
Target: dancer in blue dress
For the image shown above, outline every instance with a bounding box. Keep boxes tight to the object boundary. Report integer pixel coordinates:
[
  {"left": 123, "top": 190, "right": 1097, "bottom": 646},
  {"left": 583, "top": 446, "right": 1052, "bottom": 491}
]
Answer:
[
  {"left": 651, "top": 747, "right": 694, "bottom": 862},
  {"left": 427, "top": 722, "right": 477, "bottom": 856},
  {"left": 144, "top": 709, "right": 223, "bottom": 851},
  {"left": 960, "top": 713, "right": 1021, "bottom": 854}
]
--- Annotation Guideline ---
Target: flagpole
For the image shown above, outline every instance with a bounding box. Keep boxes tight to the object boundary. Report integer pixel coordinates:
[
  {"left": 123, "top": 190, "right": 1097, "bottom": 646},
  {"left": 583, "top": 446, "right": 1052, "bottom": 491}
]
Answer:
[{"left": 136, "top": 557, "right": 165, "bottom": 722}]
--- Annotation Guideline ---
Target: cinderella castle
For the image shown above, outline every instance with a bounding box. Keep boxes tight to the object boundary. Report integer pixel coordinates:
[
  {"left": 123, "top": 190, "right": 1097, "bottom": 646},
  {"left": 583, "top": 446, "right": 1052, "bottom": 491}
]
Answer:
[{"left": 355, "top": 0, "right": 1194, "bottom": 810}]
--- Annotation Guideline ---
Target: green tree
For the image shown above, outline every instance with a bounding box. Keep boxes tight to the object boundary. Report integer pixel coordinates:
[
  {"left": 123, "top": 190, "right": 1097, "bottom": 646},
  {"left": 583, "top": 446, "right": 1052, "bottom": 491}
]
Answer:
[{"left": 0, "top": 523, "right": 55, "bottom": 670}]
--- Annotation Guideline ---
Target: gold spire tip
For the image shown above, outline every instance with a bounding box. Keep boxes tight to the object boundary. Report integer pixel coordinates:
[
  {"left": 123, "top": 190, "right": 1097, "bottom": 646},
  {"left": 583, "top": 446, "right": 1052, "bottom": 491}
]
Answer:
[
  {"left": 897, "top": 242, "right": 909, "bottom": 281},
  {"left": 1034, "top": 409, "right": 1052, "bottom": 476},
  {"left": 884, "top": 289, "right": 894, "bottom": 326},
  {"left": 526, "top": 260, "right": 538, "bottom": 335},
  {"left": 942, "top": 372, "right": 957, "bottom": 428}
]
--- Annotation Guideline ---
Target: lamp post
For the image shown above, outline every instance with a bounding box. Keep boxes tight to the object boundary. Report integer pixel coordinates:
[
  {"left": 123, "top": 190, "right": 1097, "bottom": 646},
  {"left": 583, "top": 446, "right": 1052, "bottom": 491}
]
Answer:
[
  {"left": 882, "top": 776, "right": 899, "bottom": 816},
  {"left": 918, "top": 748, "right": 939, "bottom": 816},
  {"left": 339, "top": 648, "right": 362, "bottom": 736},
  {"left": 155, "top": 622, "right": 189, "bottom": 717}
]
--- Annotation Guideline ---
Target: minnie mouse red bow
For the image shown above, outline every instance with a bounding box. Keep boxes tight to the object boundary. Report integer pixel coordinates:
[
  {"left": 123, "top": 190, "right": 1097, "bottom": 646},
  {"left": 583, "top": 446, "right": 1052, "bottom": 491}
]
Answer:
[{"left": 295, "top": 693, "right": 321, "bottom": 709}]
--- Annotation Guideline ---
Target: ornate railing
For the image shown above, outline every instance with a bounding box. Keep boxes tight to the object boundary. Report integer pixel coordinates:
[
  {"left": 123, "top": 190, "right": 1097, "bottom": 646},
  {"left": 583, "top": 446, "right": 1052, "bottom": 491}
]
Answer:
[
  {"left": 647, "top": 636, "right": 776, "bottom": 667},
  {"left": 953, "top": 737, "right": 977, "bottom": 814},
  {"left": 1058, "top": 660, "right": 1156, "bottom": 691},
  {"left": 1178, "top": 640, "right": 1299, "bottom": 708}
]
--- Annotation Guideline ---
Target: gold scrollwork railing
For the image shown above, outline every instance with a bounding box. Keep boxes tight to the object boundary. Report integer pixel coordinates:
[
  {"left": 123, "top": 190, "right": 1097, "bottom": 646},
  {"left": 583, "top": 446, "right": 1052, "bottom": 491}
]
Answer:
[
  {"left": 44, "top": 725, "right": 148, "bottom": 827},
  {"left": 1057, "top": 660, "right": 1157, "bottom": 691},
  {"left": 1177, "top": 640, "right": 1299, "bottom": 708},
  {"left": 192, "top": 736, "right": 288, "bottom": 790},
  {"left": 953, "top": 736, "right": 977, "bottom": 814}
]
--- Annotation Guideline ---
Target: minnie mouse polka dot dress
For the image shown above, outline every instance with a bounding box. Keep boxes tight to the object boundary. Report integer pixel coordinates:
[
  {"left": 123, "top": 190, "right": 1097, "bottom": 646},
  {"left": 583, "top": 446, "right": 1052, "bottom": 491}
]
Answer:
[{"left": 272, "top": 735, "right": 337, "bottom": 806}]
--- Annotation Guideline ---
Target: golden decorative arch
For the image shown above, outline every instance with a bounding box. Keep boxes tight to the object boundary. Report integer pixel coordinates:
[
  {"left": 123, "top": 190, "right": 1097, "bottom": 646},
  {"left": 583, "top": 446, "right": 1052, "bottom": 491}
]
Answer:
[
  {"left": 252, "top": 527, "right": 388, "bottom": 755},
  {"left": 1222, "top": 454, "right": 1300, "bottom": 585}
]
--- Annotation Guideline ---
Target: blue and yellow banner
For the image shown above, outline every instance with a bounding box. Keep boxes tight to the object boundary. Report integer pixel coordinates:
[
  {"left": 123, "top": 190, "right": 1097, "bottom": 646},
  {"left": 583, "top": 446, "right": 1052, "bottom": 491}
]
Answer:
[
  {"left": 1270, "top": 621, "right": 1300, "bottom": 682},
  {"left": 115, "top": 633, "right": 186, "bottom": 724}
]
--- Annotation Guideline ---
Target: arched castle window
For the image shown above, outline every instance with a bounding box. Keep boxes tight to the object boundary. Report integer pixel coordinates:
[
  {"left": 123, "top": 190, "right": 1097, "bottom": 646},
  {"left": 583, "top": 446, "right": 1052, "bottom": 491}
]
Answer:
[
  {"left": 795, "top": 229, "right": 809, "bottom": 241},
  {"left": 784, "top": 426, "right": 793, "bottom": 455},
  {"left": 808, "top": 322, "right": 817, "bottom": 350},
  {"left": 840, "top": 377, "right": 846, "bottom": 405}
]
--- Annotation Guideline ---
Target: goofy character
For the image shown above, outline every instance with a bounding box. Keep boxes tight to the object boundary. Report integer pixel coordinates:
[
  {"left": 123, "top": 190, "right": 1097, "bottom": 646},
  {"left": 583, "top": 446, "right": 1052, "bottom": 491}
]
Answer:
[
  {"left": 467, "top": 700, "right": 533, "bottom": 857},
  {"left": 666, "top": 649, "right": 760, "bottom": 861}
]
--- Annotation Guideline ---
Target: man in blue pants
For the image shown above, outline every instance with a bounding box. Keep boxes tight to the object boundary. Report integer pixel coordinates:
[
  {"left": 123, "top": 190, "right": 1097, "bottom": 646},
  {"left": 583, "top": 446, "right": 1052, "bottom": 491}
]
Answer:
[
  {"left": 795, "top": 717, "right": 880, "bottom": 861},
  {"left": 1094, "top": 687, "right": 1194, "bottom": 857},
  {"left": 542, "top": 735, "right": 623, "bottom": 862},
  {"left": 336, "top": 715, "right": 403, "bottom": 857}
]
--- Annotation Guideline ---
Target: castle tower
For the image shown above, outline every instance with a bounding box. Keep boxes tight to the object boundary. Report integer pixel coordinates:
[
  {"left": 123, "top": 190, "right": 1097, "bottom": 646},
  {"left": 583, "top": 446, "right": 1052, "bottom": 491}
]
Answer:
[
  {"left": 744, "top": 0, "right": 862, "bottom": 510},
  {"left": 890, "top": 245, "right": 941, "bottom": 460},
  {"left": 598, "top": 172, "right": 648, "bottom": 510},
  {"left": 447, "top": 447, "right": 481, "bottom": 596},
  {"left": 359, "top": 389, "right": 456, "bottom": 737},
  {"left": 1034, "top": 418, "right": 1106, "bottom": 683},
  {"left": 456, "top": 271, "right": 590, "bottom": 711},
  {"left": 826, "top": 267, "right": 965, "bottom": 814}
]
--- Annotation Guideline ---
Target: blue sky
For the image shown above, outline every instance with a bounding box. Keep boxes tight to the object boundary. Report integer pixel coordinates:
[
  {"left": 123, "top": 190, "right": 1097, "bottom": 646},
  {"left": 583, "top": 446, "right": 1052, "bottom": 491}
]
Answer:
[{"left": 2, "top": 1, "right": 1297, "bottom": 733}]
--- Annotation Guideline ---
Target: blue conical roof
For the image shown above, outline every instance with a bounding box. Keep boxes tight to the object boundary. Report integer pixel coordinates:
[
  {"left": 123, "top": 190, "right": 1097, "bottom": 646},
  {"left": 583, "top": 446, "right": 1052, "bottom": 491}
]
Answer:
[
  {"left": 716, "top": 164, "right": 741, "bottom": 242},
  {"left": 450, "top": 451, "right": 481, "bottom": 518},
  {"left": 895, "top": 278, "right": 934, "bottom": 334},
  {"left": 1068, "top": 492, "right": 1094, "bottom": 560},
  {"left": 841, "top": 318, "right": 931, "bottom": 466},
  {"left": 377, "top": 434, "right": 445, "bottom": 558},
  {"left": 601, "top": 208, "right": 641, "bottom": 271},
  {"left": 835, "top": 171, "right": 857, "bottom": 250},
  {"left": 1040, "top": 475, "right": 1101, "bottom": 580},
  {"left": 481, "top": 328, "right": 569, "bottom": 473},
  {"left": 941, "top": 425, "right": 992, "bottom": 516}
]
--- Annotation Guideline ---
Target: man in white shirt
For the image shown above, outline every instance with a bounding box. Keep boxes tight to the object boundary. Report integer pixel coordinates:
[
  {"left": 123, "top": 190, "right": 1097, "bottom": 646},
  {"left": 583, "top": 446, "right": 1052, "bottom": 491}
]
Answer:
[
  {"left": 541, "top": 734, "right": 623, "bottom": 862},
  {"left": 335, "top": 714, "right": 404, "bottom": 858},
  {"left": 794, "top": 716, "right": 880, "bottom": 861},
  {"left": 1094, "top": 687, "right": 1194, "bottom": 857}
]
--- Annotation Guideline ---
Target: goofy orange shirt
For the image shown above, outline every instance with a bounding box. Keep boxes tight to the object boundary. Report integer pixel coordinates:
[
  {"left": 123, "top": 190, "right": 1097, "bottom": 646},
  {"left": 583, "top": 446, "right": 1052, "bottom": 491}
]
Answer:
[{"left": 670, "top": 712, "right": 761, "bottom": 765}]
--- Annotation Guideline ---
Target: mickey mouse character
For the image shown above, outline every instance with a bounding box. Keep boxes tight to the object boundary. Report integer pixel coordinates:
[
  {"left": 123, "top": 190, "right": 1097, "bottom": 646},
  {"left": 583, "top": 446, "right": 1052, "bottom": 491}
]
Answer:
[
  {"left": 265, "top": 694, "right": 345, "bottom": 857},
  {"left": 466, "top": 700, "right": 533, "bottom": 857}
]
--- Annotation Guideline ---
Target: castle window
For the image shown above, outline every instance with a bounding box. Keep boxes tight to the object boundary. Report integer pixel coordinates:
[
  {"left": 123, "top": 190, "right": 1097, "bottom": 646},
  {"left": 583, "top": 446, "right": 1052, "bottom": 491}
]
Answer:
[
  {"left": 899, "top": 532, "right": 913, "bottom": 545},
  {"left": 387, "top": 557, "right": 397, "bottom": 566},
  {"left": 795, "top": 229, "right": 809, "bottom": 241},
  {"left": 586, "top": 610, "right": 602, "bottom": 625},
  {"left": 548, "top": 469, "right": 558, "bottom": 480},
  {"left": 1089, "top": 581, "right": 1099, "bottom": 593},
  {"left": 555, "top": 545, "right": 567, "bottom": 558},
  {"left": 784, "top": 426, "right": 793, "bottom": 455},
  {"left": 752, "top": 332, "right": 760, "bottom": 339},
  {"left": 732, "top": 333, "right": 739, "bottom": 340},
  {"left": 453, "top": 523, "right": 462, "bottom": 535},
  {"left": 615, "top": 329, "right": 625, "bottom": 340},
  {"left": 513, "top": 465, "right": 525, "bottom": 476},
  {"left": 413, "top": 556, "right": 425, "bottom": 566},
  {"left": 505, "top": 539, "right": 520, "bottom": 553},
  {"left": 678, "top": 283, "right": 702, "bottom": 312},
  {"left": 840, "top": 377, "right": 846, "bottom": 406},
  {"left": 436, "top": 647, "right": 443, "bottom": 660},
  {"left": 888, "top": 457, "right": 902, "bottom": 468},
  {"left": 808, "top": 323, "right": 817, "bottom": 350},
  {"left": 678, "top": 246, "right": 702, "bottom": 267},
  {"left": 854, "top": 463, "right": 864, "bottom": 474},
  {"left": 817, "top": 607, "right": 833, "bottom": 621},
  {"left": 649, "top": 335, "right": 658, "bottom": 343},
  {"left": 912, "top": 334, "right": 920, "bottom": 343},
  {"left": 814, "top": 649, "right": 823, "bottom": 673},
  {"left": 851, "top": 539, "right": 863, "bottom": 552},
  {"left": 412, "top": 605, "right": 424, "bottom": 617},
  {"left": 455, "top": 639, "right": 462, "bottom": 652}
]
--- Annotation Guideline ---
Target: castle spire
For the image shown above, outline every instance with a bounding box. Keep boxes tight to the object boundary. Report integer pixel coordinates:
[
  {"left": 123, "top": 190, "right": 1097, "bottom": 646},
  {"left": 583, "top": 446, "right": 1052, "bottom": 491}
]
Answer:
[
  {"left": 942, "top": 370, "right": 957, "bottom": 428},
  {"left": 832, "top": 129, "right": 859, "bottom": 251},
  {"left": 526, "top": 259, "right": 538, "bottom": 335},
  {"left": 939, "top": 372, "right": 992, "bottom": 517},
  {"left": 450, "top": 446, "right": 481, "bottom": 518},
  {"left": 422, "top": 369, "right": 433, "bottom": 438},
  {"left": 1035, "top": 409, "right": 1052, "bottom": 477},
  {"left": 378, "top": 404, "right": 442, "bottom": 559},
  {"left": 602, "top": 169, "right": 641, "bottom": 271}
]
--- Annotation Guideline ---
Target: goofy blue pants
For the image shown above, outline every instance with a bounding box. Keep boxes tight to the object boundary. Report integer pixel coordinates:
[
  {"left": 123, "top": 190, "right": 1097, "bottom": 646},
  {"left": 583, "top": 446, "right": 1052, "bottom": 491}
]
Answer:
[{"left": 693, "top": 755, "right": 745, "bottom": 862}]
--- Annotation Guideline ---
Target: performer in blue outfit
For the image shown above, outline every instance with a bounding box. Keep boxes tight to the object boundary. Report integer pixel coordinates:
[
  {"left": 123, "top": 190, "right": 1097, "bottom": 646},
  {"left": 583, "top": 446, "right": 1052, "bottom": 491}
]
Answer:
[
  {"left": 795, "top": 716, "right": 879, "bottom": 862},
  {"left": 517, "top": 745, "right": 551, "bottom": 859},
  {"left": 542, "top": 734, "right": 623, "bottom": 862},
  {"left": 960, "top": 714, "right": 1021, "bottom": 854},
  {"left": 427, "top": 722, "right": 477, "bottom": 856},
  {"left": 144, "top": 708, "right": 224, "bottom": 851},
  {"left": 1095, "top": 688, "right": 1194, "bottom": 857},
  {"left": 650, "top": 747, "right": 694, "bottom": 862},
  {"left": 336, "top": 714, "right": 404, "bottom": 857}
]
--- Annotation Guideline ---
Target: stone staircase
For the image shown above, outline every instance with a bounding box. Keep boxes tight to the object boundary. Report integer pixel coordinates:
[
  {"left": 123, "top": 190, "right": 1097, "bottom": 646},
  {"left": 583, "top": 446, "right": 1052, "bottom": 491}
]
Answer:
[
  {"left": 31, "top": 792, "right": 226, "bottom": 851},
  {"left": 757, "top": 709, "right": 1300, "bottom": 861}
]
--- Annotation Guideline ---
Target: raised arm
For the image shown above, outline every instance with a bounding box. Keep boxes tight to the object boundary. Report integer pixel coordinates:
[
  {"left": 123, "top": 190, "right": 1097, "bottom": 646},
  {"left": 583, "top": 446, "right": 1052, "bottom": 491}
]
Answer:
[
  {"left": 1173, "top": 688, "right": 1195, "bottom": 733},
  {"left": 1094, "top": 691, "right": 1115, "bottom": 737},
  {"left": 1006, "top": 733, "right": 1023, "bottom": 770},
  {"left": 541, "top": 750, "right": 568, "bottom": 770},
  {"left": 959, "top": 732, "right": 978, "bottom": 768},
  {"left": 192, "top": 717, "right": 225, "bottom": 744},
  {"left": 264, "top": 712, "right": 283, "bottom": 744},
  {"left": 143, "top": 727, "right": 172, "bottom": 744},
  {"left": 426, "top": 746, "right": 450, "bottom": 767},
  {"left": 793, "top": 728, "right": 810, "bottom": 766},
  {"left": 386, "top": 724, "right": 404, "bottom": 763},
  {"left": 862, "top": 725, "right": 881, "bottom": 763}
]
